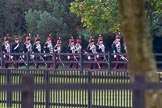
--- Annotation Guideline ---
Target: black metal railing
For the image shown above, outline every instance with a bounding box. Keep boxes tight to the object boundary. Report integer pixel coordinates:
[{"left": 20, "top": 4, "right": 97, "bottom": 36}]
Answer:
[
  {"left": 0, "top": 72, "right": 161, "bottom": 108},
  {"left": 0, "top": 52, "right": 162, "bottom": 108},
  {"left": 0, "top": 69, "right": 131, "bottom": 108},
  {"left": 0, "top": 52, "right": 129, "bottom": 71},
  {"left": 1, "top": 52, "right": 162, "bottom": 71}
]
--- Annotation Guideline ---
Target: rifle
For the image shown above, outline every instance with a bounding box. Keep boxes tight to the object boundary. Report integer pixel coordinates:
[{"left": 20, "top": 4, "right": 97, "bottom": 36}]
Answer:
[
  {"left": 31, "top": 57, "right": 36, "bottom": 66},
  {"left": 94, "top": 57, "right": 101, "bottom": 69},
  {"left": 39, "top": 55, "right": 47, "bottom": 66},
  {"left": 9, "top": 56, "right": 15, "bottom": 65},
  {"left": 103, "top": 56, "right": 109, "bottom": 66},
  {"left": 19, "top": 56, "right": 27, "bottom": 66},
  {"left": 120, "top": 55, "right": 128, "bottom": 61},
  {"left": 83, "top": 50, "right": 101, "bottom": 69},
  {"left": 73, "top": 55, "right": 81, "bottom": 66},
  {"left": 58, "top": 57, "right": 65, "bottom": 67}
]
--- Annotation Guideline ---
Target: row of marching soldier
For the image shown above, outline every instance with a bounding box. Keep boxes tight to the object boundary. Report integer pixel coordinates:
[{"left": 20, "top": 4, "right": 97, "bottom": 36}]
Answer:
[
  {"left": 2, "top": 34, "right": 61, "bottom": 69},
  {"left": 2, "top": 33, "right": 127, "bottom": 69}
]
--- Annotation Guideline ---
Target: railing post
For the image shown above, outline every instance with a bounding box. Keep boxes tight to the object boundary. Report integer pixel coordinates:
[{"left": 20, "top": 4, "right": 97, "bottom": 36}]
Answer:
[
  {"left": 26, "top": 52, "right": 30, "bottom": 70},
  {"left": 108, "top": 52, "right": 111, "bottom": 72},
  {"left": 45, "top": 70, "right": 50, "bottom": 108},
  {"left": 22, "top": 75, "right": 34, "bottom": 108},
  {"left": 6, "top": 70, "right": 12, "bottom": 108},
  {"left": 133, "top": 75, "right": 145, "bottom": 108},
  {"left": 53, "top": 52, "right": 56, "bottom": 70},
  {"left": 88, "top": 71, "right": 92, "bottom": 108},
  {"left": 80, "top": 52, "right": 83, "bottom": 73},
  {"left": 1, "top": 51, "right": 4, "bottom": 68}
]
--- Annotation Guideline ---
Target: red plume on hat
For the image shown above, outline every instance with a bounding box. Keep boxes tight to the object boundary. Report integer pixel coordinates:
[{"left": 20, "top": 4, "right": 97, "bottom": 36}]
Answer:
[
  {"left": 88, "top": 36, "right": 93, "bottom": 43},
  {"left": 98, "top": 34, "right": 103, "bottom": 42},
  {"left": 76, "top": 36, "right": 81, "bottom": 43},
  {"left": 25, "top": 34, "right": 31, "bottom": 41},
  {"left": 3, "top": 36, "right": 8, "bottom": 41},
  {"left": 69, "top": 36, "right": 74, "bottom": 43},
  {"left": 47, "top": 34, "right": 51, "bottom": 40},
  {"left": 57, "top": 37, "right": 61, "bottom": 44},
  {"left": 35, "top": 35, "right": 40, "bottom": 41},
  {"left": 90, "top": 38, "right": 94, "bottom": 42},
  {"left": 116, "top": 34, "right": 120, "bottom": 39}
]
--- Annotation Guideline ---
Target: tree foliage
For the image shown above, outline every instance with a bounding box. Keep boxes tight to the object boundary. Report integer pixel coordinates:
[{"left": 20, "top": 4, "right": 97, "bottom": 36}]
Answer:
[
  {"left": 25, "top": 0, "right": 80, "bottom": 39},
  {"left": 145, "top": 0, "right": 162, "bottom": 36},
  {"left": 70, "top": 0, "right": 162, "bottom": 35},
  {"left": 70, "top": 0, "right": 119, "bottom": 34},
  {"left": 0, "top": 0, "right": 33, "bottom": 36}
]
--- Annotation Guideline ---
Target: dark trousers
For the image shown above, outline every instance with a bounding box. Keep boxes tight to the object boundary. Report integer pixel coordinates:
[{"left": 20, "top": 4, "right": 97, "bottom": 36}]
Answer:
[
  {"left": 56, "top": 57, "right": 59, "bottom": 69},
  {"left": 114, "top": 56, "right": 127, "bottom": 70},
  {"left": 68, "top": 58, "right": 74, "bottom": 68},
  {"left": 35, "top": 56, "right": 39, "bottom": 69},
  {"left": 47, "top": 56, "right": 52, "bottom": 68},
  {"left": 13, "top": 56, "right": 19, "bottom": 68},
  {"left": 4, "top": 56, "right": 9, "bottom": 68},
  {"left": 88, "top": 58, "right": 94, "bottom": 69},
  {"left": 97, "top": 57, "right": 104, "bottom": 69},
  {"left": 69, "top": 57, "right": 80, "bottom": 69},
  {"left": 75, "top": 57, "right": 79, "bottom": 69}
]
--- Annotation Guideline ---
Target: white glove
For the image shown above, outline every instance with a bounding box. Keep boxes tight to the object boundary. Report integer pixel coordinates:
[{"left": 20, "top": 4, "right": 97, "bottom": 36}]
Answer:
[
  {"left": 30, "top": 55, "right": 34, "bottom": 59},
  {"left": 104, "top": 57, "right": 107, "bottom": 61},
  {"left": 85, "top": 52, "right": 87, "bottom": 54},
  {"left": 88, "top": 56, "right": 91, "bottom": 60},
  {"left": 56, "top": 57, "right": 58, "bottom": 60},
  {"left": 121, "top": 56, "right": 125, "bottom": 60},
  {"left": 22, "top": 55, "right": 25, "bottom": 58},
  {"left": 67, "top": 56, "right": 70, "bottom": 60},
  {"left": 10, "top": 56, "right": 13, "bottom": 59},
  {"left": 3, "top": 55, "right": 6, "bottom": 58},
  {"left": 44, "top": 55, "right": 46, "bottom": 57},
  {"left": 114, "top": 55, "right": 116, "bottom": 58},
  {"left": 97, "top": 55, "right": 99, "bottom": 58}
]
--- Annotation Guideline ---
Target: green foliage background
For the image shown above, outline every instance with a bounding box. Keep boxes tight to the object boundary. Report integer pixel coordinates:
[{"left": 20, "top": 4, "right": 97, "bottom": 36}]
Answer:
[
  {"left": 0, "top": 0, "right": 162, "bottom": 51},
  {"left": 70, "top": 0, "right": 162, "bottom": 35}
]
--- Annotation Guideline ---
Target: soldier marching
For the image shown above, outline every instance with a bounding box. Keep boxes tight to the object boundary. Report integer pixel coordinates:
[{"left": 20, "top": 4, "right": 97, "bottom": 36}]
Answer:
[
  {"left": 43, "top": 34, "right": 54, "bottom": 68},
  {"left": 67, "top": 36, "right": 76, "bottom": 68},
  {"left": 2, "top": 35, "right": 10, "bottom": 68},
  {"left": 86, "top": 37, "right": 97, "bottom": 69},
  {"left": 74, "top": 36, "right": 82, "bottom": 69},
  {"left": 32, "top": 35, "right": 42, "bottom": 68},
  {"left": 11, "top": 37, "right": 20, "bottom": 68},
  {"left": 54, "top": 37, "right": 62, "bottom": 69},
  {"left": 112, "top": 34, "right": 127, "bottom": 70},
  {"left": 0, "top": 33, "right": 128, "bottom": 70},
  {"left": 96, "top": 35, "right": 105, "bottom": 69}
]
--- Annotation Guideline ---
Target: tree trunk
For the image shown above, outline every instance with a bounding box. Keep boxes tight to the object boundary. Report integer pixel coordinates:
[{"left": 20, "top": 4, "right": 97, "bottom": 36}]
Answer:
[{"left": 118, "top": 0, "right": 162, "bottom": 108}]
